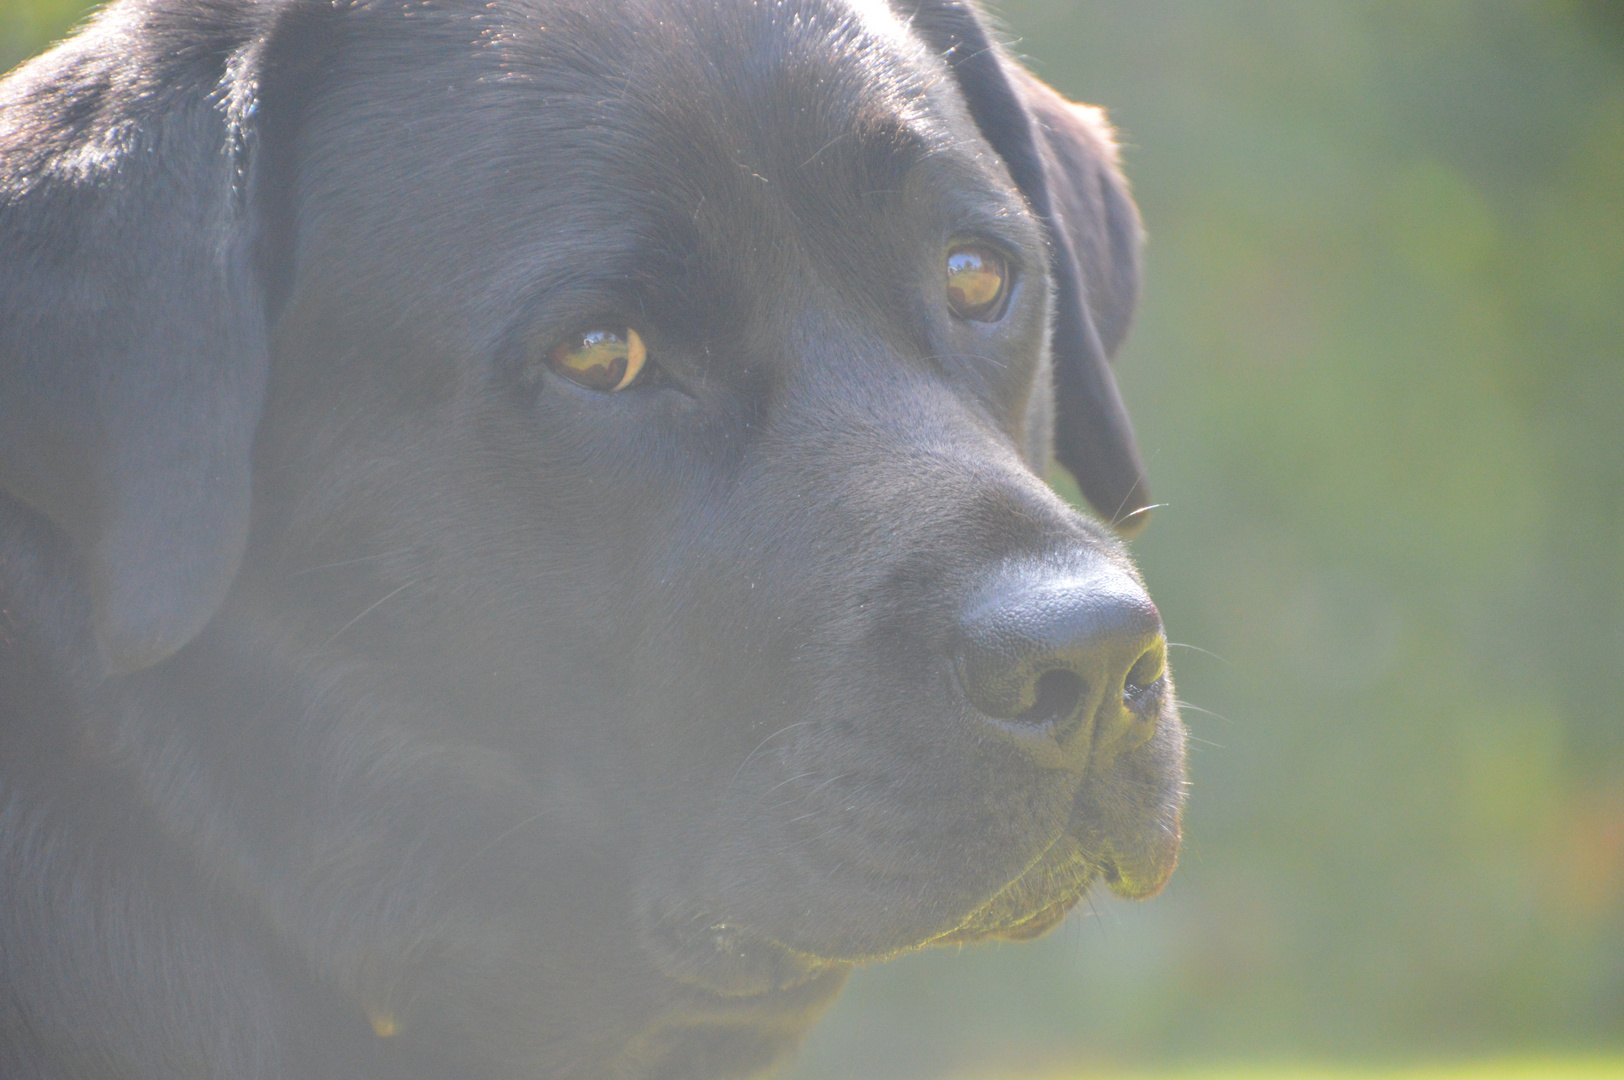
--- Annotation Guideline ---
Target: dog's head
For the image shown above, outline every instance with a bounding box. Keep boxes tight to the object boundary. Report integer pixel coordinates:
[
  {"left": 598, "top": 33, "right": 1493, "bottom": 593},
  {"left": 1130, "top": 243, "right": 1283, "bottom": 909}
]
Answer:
[{"left": 0, "top": 0, "right": 1183, "bottom": 1074}]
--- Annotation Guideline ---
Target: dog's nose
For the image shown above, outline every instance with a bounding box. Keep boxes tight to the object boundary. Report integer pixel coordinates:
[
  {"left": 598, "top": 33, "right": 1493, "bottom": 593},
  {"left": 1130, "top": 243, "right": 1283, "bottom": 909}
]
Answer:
[{"left": 954, "top": 567, "right": 1167, "bottom": 767}]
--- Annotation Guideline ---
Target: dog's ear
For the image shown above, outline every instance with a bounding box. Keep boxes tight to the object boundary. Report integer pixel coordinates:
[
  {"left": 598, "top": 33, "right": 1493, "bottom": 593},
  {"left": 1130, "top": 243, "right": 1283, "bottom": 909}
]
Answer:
[
  {"left": 899, "top": 1, "right": 1153, "bottom": 535},
  {"left": 0, "top": 11, "right": 316, "bottom": 674}
]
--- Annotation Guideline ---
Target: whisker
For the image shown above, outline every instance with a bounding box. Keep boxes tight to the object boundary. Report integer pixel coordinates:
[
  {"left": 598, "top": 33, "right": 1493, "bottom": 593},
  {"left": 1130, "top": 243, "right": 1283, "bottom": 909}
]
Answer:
[
  {"left": 917, "top": 351, "right": 1005, "bottom": 370},
  {"left": 446, "top": 808, "right": 553, "bottom": 881},
  {"left": 319, "top": 580, "right": 417, "bottom": 648},
  {"left": 1105, "top": 483, "right": 1142, "bottom": 529},
  {"left": 1167, "top": 641, "right": 1229, "bottom": 665},
  {"left": 723, "top": 721, "right": 813, "bottom": 801},
  {"left": 1114, "top": 501, "right": 1166, "bottom": 528},
  {"left": 763, "top": 773, "right": 855, "bottom": 814},
  {"left": 292, "top": 548, "right": 415, "bottom": 575},
  {"left": 757, "top": 770, "right": 821, "bottom": 801},
  {"left": 800, "top": 131, "right": 850, "bottom": 168},
  {"left": 1173, "top": 699, "right": 1232, "bottom": 725}
]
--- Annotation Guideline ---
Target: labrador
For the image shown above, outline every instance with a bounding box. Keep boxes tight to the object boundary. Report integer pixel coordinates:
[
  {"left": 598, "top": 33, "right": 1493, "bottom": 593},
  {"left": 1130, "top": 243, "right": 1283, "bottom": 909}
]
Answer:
[{"left": 0, "top": 1, "right": 1186, "bottom": 1077}]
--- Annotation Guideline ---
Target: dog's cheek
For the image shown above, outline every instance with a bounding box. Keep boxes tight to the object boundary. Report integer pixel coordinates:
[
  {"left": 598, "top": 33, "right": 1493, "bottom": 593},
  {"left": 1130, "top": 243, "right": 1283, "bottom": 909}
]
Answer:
[{"left": 1022, "top": 347, "right": 1058, "bottom": 473}]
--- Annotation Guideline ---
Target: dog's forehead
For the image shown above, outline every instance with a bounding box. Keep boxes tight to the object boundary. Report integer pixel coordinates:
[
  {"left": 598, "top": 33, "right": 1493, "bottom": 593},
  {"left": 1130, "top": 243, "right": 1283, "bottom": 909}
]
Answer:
[
  {"left": 292, "top": 0, "right": 1032, "bottom": 345},
  {"left": 491, "top": 0, "right": 931, "bottom": 117},
  {"left": 479, "top": 0, "right": 987, "bottom": 191}
]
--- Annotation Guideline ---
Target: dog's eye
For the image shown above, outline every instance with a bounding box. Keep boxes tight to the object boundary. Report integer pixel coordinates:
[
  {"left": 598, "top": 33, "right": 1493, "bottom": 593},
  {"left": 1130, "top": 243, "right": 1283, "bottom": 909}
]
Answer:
[
  {"left": 945, "top": 244, "right": 1009, "bottom": 322},
  {"left": 549, "top": 328, "right": 648, "bottom": 392}
]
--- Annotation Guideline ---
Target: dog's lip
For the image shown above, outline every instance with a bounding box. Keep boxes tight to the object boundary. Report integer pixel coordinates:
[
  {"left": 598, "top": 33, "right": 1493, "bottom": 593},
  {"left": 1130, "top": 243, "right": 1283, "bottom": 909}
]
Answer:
[
  {"left": 648, "top": 817, "right": 1169, "bottom": 992},
  {"left": 927, "top": 893, "right": 1081, "bottom": 946},
  {"left": 641, "top": 914, "right": 856, "bottom": 999},
  {"left": 919, "top": 831, "right": 1098, "bottom": 947},
  {"left": 922, "top": 849, "right": 1156, "bottom": 947},
  {"left": 668, "top": 956, "right": 853, "bottom": 1015},
  {"left": 742, "top": 828, "right": 1099, "bottom": 959},
  {"left": 646, "top": 696, "right": 1184, "bottom": 986},
  {"left": 885, "top": 764, "right": 1186, "bottom": 948}
]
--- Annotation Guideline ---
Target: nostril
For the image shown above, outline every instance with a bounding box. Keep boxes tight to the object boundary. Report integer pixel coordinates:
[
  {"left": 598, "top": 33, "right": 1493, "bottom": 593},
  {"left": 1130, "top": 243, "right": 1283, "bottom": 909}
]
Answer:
[
  {"left": 1013, "top": 669, "right": 1084, "bottom": 729},
  {"left": 1124, "top": 646, "right": 1166, "bottom": 697}
]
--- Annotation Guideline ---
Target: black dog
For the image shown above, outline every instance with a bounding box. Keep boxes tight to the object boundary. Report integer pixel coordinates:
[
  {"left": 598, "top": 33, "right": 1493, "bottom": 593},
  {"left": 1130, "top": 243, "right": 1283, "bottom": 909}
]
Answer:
[{"left": 0, "top": 1, "right": 1185, "bottom": 1076}]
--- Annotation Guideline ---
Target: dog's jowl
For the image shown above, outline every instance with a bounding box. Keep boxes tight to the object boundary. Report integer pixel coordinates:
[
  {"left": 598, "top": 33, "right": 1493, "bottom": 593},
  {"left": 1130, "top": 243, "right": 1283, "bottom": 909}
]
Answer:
[{"left": 0, "top": 1, "right": 1186, "bottom": 1077}]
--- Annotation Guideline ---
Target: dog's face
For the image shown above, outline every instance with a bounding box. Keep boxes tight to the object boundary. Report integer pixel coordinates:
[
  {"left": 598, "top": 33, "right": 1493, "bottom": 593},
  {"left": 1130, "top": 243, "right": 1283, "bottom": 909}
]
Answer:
[{"left": 0, "top": 1, "right": 1183, "bottom": 1076}]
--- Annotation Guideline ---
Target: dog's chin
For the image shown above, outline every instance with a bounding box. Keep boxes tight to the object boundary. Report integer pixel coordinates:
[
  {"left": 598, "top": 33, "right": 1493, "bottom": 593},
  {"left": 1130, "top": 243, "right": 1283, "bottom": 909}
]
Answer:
[
  {"left": 642, "top": 825, "right": 1177, "bottom": 1000},
  {"left": 640, "top": 856, "right": 1092, "bottom": 1001},
  {"left": 927, "top": 834, "right": 1099, "bottom": 947},
  {"left": 639, "top": 915, "right": 852, "bottom": 1000},
  {"left": 642, "top": 698, "right": 1186, "bottom": 999},
  {"left": 935, "top": 773, "right": 1186, "bottom": 947},
  {"left": 923, "top": 839, "right": 1165, "bottom": 948}
]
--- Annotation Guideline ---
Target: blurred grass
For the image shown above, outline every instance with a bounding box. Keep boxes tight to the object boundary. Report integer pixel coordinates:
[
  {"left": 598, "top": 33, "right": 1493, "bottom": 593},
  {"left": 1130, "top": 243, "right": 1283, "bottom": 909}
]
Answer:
[
  {"left": 968, "top": 1063, "right": 1624, "bottom": 1080},
  {"left": 0, "top": 0, "right": 89, "bottom": 71}
]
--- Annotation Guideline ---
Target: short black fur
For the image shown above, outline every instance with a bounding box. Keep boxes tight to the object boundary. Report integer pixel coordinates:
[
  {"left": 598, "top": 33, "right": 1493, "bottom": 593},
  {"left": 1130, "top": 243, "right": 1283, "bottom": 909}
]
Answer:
[{"left": 0, "top": 2, "right": 1184, "bottom": 1077}]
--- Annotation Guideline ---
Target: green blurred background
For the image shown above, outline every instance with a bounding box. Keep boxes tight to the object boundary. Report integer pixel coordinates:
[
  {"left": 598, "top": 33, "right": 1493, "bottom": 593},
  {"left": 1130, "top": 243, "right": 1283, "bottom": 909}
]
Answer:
[{"left": 4, "top": 1, "right": 1621, "bottom": 1076}]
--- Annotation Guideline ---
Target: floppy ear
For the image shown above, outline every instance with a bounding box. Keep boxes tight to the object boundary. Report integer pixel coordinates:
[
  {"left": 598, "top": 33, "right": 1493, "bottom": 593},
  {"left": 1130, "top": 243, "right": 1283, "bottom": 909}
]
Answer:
[
  {"left": 0, "top": 9, "right": 311, "bottom": 674},
  {"left": 898, "top": 1, "right": 1153, "bottom": 535}
]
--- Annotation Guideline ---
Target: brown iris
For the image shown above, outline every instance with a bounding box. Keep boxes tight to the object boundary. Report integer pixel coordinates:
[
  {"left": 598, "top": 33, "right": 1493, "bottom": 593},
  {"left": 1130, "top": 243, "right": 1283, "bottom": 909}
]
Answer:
[
  {"left": 945, "top": 244, "right": 1009, "bottom": 322},
  {"left": 548, "top": 327, "right": 648, "bottom": 392}
]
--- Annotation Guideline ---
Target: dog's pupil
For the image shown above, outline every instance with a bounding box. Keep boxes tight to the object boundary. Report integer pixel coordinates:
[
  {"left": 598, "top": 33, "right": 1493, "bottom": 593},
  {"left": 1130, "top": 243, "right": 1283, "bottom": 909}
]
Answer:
[{"left": 946, "top": 245, "right": 1007, "bottom": 321}]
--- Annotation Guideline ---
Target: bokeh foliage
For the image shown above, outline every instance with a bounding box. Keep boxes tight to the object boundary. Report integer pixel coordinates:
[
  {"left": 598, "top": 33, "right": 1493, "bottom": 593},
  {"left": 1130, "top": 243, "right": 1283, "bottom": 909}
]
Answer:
[
  {"left": 4, "top": 1, "right": 1621, "bottom": 1075},
  {"left": 1, "top": 0, "right": 87, "bottom": 72}
]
